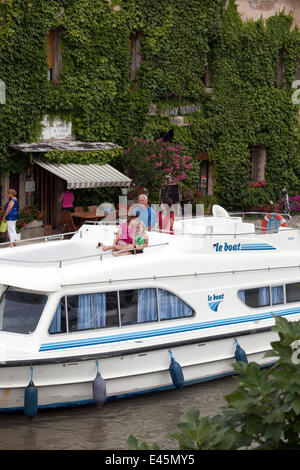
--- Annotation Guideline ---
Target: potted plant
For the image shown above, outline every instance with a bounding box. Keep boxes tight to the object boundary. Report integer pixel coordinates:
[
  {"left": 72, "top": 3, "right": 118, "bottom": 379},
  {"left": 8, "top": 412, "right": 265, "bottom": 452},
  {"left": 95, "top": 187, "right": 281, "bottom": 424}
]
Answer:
[{"left": 17, "top": 205, "right": 46, "bottom": 236}]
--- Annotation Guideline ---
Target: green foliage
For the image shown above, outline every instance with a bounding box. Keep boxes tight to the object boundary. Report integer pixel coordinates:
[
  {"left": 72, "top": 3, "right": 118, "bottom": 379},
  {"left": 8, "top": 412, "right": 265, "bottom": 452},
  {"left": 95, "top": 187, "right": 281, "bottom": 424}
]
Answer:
[
  {"left": 128, "top": 316, "right": 300, "bottom": 450},
  {"left": 0, "top": 0, "right": 300, "bottom": 210},
  {"left": 123, "top": 137, "right": 193, "bottom": 200},
  {"left": 42, "top": 148, "right": 123, "bottom": 165}
]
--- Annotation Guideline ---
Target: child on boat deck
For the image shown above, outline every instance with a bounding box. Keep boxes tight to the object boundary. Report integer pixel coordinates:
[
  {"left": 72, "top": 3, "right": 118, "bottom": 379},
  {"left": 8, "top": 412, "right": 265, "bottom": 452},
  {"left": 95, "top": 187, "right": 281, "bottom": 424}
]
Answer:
[
  {"left": 133, "top": 220, "right": 148, "bottom": 252},
  {"left": 97, "top": 215, "right": 137, "bottom": 253}
]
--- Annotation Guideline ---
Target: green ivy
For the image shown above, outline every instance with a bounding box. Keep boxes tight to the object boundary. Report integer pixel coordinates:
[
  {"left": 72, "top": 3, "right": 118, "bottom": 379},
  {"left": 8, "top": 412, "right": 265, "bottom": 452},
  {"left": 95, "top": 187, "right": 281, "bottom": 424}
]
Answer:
[
  {"left": 0, "top": 0, "right": 300, "bottom": 209},
  {"left": 41, "top": 148, "right": 123, "bottom": 165}
]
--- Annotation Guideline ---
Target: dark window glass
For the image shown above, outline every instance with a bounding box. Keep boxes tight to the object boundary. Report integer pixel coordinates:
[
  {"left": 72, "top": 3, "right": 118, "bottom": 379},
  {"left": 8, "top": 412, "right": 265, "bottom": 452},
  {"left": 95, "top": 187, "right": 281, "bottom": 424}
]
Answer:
[
  {"left": 120, "top": 290, "right": 138, "bottom": 326},
  {"left": 239, "top": 287, "right": 270, "bottom": 308},
  {"left": 106, "top": 291, "right": 119, "bottom": 328},
  {"left": 0, "top": 290, "right": 47, "bottom": 334},
  {"left": 49, "top": 297, "right": 67, "bottom": 334},
  {"left": 286, "top": 283, "right": 300, "bottom": 303},
  {"left": 67, "top": 295, "right": 80, "bottom": 332}
]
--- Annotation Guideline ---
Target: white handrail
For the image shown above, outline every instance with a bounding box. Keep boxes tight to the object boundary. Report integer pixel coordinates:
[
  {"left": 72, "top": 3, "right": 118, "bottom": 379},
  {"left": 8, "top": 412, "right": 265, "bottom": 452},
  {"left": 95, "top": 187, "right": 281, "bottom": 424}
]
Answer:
[{"left": 0, "top": 242, "right": 170, "bottom": 267}]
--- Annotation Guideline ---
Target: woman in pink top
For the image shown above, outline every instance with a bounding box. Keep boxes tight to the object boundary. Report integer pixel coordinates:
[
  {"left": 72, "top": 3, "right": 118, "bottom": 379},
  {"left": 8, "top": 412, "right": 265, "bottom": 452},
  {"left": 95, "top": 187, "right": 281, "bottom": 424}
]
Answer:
[
  {"left": 98, "top": 215, "right": 137, "bottom": 254},
  {"left": 59, "top": 189, "right": 74, "bottom": 212}
]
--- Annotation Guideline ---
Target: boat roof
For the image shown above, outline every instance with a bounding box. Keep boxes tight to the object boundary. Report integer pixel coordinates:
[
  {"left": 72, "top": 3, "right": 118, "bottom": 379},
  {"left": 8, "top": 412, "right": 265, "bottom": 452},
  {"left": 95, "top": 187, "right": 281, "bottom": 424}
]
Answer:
[{"left": 0, "top": 215, "right": 298, "bottom": 292}]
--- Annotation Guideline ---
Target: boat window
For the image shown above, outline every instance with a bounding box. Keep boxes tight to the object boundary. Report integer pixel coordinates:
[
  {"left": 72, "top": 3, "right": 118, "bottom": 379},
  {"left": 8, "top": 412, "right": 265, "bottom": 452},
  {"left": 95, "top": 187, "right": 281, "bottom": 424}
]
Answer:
[
  {"left": 238, "top": 285, "right": 284, "bottom": 307},
  {"left": 120, "top": 288, "right": 158, "bottom": 325},
  {"left": 49, "top": 292, "right": 119, "bottom": 333},
  {"left": 286, "top": 283, "right": 300, "bottom": 303},
  {"left": 48, "top": 288, "right": 193, "bottom": 334},
  {"left": 158, "top": 289, "right": 194, "bottom": 320},
  {"left": 238, "top": 287, "right": 270, "bottom": 308},
  {"left": 271, "top": 286, "right": 283, "bottom": 305},
  {"left": 106, "top": 291, "right": 119, "bottom": 327},
  {"left": 0, "top": 289, "right": 47, "bottom": 334},
  {"left": 49, "top": 297, "right": 67, "bottom": 334}
]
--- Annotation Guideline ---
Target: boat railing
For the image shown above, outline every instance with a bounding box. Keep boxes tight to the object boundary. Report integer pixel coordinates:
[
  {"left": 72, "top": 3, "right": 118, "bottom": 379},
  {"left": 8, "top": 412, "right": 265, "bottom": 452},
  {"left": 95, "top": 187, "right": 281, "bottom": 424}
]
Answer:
[
  {"left": 0, "top": 230, "right": 78, "bottom": 249},
  {"left": 0, "top": 242, "right": 170, "bottom": 268}
]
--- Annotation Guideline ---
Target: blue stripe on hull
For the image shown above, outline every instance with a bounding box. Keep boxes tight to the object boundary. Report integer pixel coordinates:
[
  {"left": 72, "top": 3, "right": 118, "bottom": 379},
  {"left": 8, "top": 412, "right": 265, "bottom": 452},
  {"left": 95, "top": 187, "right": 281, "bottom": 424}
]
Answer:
[{"left": 39, "top": 307, "right": 300, "bottom": 352}]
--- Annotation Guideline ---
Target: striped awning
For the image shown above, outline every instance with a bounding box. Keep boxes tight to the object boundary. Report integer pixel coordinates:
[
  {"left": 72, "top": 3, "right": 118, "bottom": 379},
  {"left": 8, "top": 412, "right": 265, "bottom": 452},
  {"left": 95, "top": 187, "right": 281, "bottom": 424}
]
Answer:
[{"left": 34, "top": 159, "right": 131, "bottom": 189}]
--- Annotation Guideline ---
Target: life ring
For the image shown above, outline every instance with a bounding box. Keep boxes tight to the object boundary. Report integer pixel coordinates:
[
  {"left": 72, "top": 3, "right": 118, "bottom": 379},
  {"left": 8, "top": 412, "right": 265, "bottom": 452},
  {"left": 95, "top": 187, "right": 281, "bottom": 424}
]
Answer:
[{"left": 261, "top": 213, "right": 287, "bottom": 233}]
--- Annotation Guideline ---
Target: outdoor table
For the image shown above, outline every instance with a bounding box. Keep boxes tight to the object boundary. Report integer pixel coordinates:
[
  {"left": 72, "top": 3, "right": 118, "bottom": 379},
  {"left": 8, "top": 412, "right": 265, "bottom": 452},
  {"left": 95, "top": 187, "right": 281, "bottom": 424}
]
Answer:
[{"left": 72, "top": 211, "right": 106, "bottom": 226}]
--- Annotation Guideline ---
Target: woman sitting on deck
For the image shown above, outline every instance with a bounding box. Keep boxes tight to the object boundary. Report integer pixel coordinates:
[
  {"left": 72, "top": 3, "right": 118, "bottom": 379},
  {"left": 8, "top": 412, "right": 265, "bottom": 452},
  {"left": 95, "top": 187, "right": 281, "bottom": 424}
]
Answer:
[
  {"left": 98, "top": 214, "right": 137, "bottom": 254},
  {"left": 112, "top": 220, "right": 149, "bottom": 257}
]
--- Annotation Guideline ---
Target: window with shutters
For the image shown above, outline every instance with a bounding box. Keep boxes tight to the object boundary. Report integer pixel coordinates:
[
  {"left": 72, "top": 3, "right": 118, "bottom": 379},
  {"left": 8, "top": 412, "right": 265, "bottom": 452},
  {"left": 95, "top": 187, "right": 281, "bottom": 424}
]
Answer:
[
  {"left": 130, "top": 32, "right": 143, "bottom": 81},
  {"left": 249, "top": 145, "right": 267, "bottom": 182},
  {"left": 46, "top": 29, "right": 62, "bottom": 82}
]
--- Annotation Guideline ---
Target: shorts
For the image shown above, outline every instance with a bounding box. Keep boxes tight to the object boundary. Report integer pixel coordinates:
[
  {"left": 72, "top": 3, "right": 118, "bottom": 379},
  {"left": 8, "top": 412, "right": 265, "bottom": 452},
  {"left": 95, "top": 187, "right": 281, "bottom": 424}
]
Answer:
[{"left": 117, "top": 240, "right": 130, "bottom": 246}]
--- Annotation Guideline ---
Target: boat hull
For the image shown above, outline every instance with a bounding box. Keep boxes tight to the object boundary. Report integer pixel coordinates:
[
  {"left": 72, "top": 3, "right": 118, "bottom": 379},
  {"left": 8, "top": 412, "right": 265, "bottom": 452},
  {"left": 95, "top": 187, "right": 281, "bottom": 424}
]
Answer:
[{"left": 0, "top": 328, "right": 276, "bottom": 413}]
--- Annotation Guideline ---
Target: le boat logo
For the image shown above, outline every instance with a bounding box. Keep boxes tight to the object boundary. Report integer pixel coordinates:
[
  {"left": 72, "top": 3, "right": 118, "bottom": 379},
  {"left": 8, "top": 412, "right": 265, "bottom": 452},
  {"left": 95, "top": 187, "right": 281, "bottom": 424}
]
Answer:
[
  {"left": 214, "top": 242, "right": 241, "bottom": 252},
  {"left": 214, "top": 242, "right": 276, "bottom": 252},
  {"left": 208, "top": 293, "right": 224, "bottom": 312}
]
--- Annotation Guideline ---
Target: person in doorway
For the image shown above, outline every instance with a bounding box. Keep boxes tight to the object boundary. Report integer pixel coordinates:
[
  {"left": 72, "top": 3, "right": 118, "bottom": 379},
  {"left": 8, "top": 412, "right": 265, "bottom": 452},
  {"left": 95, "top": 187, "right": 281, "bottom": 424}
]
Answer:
[
  {"left": 59, "top": 187, "right": 74, "bottom": 212},
  {"left": 134, "top": 194, "right": 157, "bottom": 231},
  {"left": 3, "top": 188, "right": 19, "bottom": 247},
  {"left": 158, "top": 197, "right": 175, "bottom": 234}
]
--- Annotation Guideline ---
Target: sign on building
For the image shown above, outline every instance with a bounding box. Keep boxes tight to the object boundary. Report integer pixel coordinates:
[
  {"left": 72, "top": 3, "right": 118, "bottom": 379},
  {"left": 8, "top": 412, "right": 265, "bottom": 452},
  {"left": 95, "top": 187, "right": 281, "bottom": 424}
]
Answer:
[{"left": 41, "top": 115, "right": 72, "bottom": 140}]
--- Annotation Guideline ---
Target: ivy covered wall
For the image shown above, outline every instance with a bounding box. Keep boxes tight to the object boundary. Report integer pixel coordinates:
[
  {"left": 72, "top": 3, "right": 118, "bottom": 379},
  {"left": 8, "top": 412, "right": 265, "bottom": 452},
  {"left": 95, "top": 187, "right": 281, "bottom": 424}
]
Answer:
[{"left": 0, "top": 0, "right": 299, "bottom": 209}]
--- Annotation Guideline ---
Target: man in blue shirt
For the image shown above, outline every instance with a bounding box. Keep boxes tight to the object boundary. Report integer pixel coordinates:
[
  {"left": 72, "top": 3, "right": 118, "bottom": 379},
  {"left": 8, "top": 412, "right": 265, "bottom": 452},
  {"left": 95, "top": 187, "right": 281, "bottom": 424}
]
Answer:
[{"left": 133, "top": 194, "right": 157, "bottom": 231}]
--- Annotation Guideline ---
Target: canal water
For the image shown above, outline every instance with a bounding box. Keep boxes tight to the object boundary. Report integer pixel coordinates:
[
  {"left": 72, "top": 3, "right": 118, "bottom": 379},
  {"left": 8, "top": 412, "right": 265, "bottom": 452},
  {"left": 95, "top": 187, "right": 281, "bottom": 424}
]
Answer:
[{"left": 0, "top": 376, "right": 237, "bottom": 450}]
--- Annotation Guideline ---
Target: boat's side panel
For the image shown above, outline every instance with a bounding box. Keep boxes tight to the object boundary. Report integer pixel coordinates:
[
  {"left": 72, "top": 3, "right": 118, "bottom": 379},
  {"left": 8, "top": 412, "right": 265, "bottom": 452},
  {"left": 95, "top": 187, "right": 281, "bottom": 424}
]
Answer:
[{"left": 0, "top": 329, "right": 277, "bottom": 412}]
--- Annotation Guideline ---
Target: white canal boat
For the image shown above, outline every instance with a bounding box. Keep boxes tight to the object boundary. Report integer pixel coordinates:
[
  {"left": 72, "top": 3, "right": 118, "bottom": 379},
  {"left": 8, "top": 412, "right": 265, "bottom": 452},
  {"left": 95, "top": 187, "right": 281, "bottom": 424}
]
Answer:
[{"left": 0, "top": 207, "right": 299, "bottom": 413}]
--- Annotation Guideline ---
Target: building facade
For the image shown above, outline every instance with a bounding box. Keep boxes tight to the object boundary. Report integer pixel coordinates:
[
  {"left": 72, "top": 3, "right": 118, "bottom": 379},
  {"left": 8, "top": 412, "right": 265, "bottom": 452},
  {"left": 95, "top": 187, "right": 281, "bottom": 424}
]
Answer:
[{"left": 0, "top": 0, "right": 300, "bottom": 224}]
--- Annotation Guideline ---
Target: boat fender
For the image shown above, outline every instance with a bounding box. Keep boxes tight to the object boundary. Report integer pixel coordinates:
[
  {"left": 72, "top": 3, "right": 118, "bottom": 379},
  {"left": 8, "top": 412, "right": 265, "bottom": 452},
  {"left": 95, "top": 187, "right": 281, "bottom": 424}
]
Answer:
[
  {"left": 234, "top": 339, "right": 248, "bottom": 363},
  {"left": 24, "top": 367, "right": 38, "bottom": 420},
  {"left": 261, "top": 213, "right": 287, "bottom": 233},
  {"left": 168, "top": 350, "right": 185, "bottom": 391},
  {"left": 93, "top": 361, "right": 106, "bottom": 408}
]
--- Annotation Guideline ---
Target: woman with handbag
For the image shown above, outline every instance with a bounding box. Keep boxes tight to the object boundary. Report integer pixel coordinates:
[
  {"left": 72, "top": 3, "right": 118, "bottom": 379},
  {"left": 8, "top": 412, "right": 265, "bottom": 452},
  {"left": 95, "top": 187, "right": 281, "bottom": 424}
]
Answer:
[{"left": 3, "top": 188, "right": 19, "bottom": 247}]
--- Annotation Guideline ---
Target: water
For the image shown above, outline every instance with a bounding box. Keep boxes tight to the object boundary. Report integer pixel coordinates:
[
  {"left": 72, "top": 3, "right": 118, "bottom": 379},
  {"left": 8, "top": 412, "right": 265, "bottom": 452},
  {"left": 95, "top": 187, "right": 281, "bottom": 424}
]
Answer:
[{"left": 0, "top": 377, "right": 237, "bottom": 450}]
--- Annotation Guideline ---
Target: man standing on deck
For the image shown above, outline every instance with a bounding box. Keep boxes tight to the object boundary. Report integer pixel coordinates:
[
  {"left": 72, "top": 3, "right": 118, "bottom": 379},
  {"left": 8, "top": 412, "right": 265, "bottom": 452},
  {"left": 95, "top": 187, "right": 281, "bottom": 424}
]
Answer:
[{"left": 133, "top": 194, "right": 157, "bottom": 231}]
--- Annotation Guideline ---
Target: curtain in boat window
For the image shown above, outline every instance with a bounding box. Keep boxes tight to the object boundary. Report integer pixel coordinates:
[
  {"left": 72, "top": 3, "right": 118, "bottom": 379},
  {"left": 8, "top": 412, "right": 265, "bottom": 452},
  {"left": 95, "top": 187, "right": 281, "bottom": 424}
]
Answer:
[
  {"left": 94, "top": 293, "right": 106, "bottom": 328},
  {"left": 238, "top": 290, "right": 246, "bottom": 303},
  {"left": 77, "top": 294, "right": 94, "bottom": 330},
  {"left": 258, "top": 287, "right": 270, "bottom": 306},
  {"left": 137, "top": 288, "right": 158, "bottom": 323},
  {"left": 271, "top": 286, "right": 283, "bottom": 305},
  {"left": 49, "top": 301, "right": 62, "bottom": 333},
  {"left": 158, "top": 289, "right": 193, "bottom": 320},
  {"left": 77, "top": 293, "right": 106, "bottom": 330}
]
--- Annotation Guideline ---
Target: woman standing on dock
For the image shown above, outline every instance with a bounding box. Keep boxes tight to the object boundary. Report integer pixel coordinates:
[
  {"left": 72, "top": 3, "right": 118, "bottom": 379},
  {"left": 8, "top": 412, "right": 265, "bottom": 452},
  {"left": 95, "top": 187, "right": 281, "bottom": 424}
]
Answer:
[{"left": 3, "top": 188, "right": 19, "bottom": 247}]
